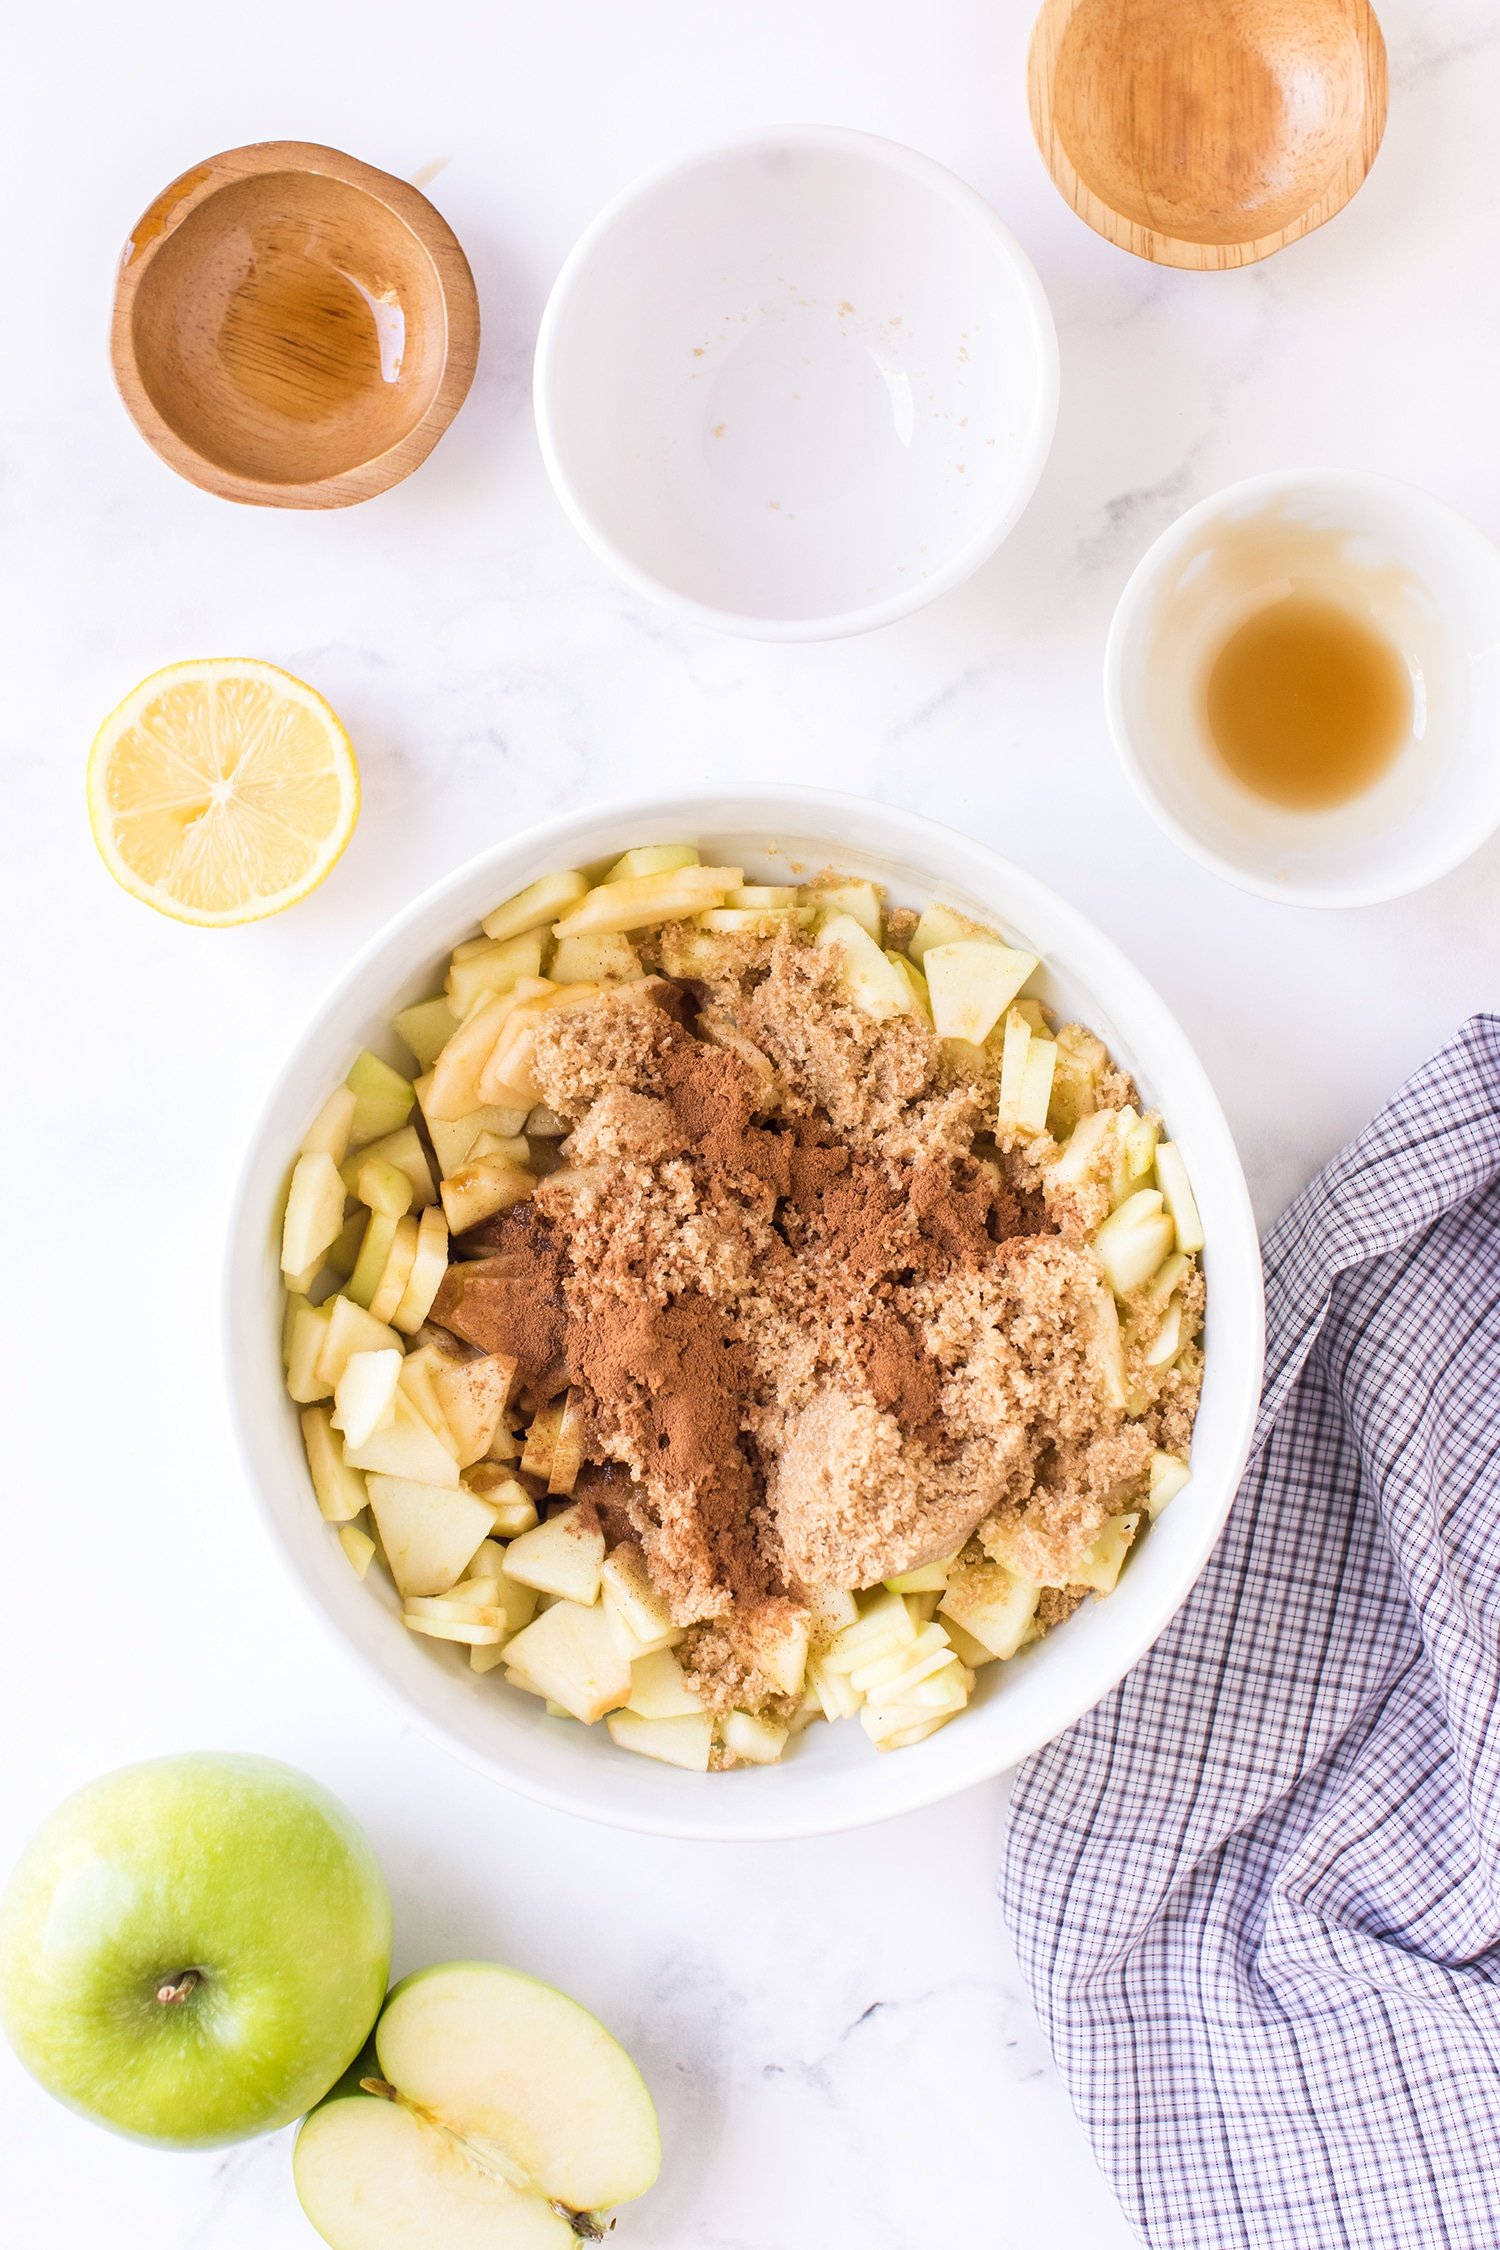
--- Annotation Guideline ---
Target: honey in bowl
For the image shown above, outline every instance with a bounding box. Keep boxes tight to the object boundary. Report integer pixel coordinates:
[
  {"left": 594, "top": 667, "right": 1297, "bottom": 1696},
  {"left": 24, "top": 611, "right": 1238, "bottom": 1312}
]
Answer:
[{"left": 1202, "top": 591, "right": 1413, "bottom": 811}]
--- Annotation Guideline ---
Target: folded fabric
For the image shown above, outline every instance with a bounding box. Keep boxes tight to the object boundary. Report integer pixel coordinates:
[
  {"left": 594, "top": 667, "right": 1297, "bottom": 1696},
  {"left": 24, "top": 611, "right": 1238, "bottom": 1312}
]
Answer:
[{"left": 1003, "top": 1016, "right": 1500, "bottom": 2250}]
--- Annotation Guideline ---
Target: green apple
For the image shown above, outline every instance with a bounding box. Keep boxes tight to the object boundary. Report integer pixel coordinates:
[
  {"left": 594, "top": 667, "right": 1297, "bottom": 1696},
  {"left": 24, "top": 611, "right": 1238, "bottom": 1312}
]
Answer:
[
  {"left": 0, "top": 1754, "right": 391, "bottom": 2148},
  {"left": 294, "top": 1960, "right": 661, "bottom": 2248}
]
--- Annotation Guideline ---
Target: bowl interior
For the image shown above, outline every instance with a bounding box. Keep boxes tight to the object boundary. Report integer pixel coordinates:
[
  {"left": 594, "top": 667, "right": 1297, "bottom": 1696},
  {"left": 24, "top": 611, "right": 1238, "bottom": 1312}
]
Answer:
[
  {"left": 227, "top": 793, "right": 1263, "bottom": 1838},
  {"left": 537, "top": 139, "right": 1057, "bottom": 628},
  {"left": 1051, "top": 0, "right": 1369, "bottom": 246},
  {"left": 131, "top": 170, "right": 449, "bottom": 485},
  {"left": 1110, "top": 476, "right": 1500, "bottom": 904}
]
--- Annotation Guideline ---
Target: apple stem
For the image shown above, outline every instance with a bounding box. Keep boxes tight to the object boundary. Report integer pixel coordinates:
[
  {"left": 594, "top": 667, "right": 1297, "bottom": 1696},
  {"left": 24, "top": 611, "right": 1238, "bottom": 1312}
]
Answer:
[
  {"left": 359, "top": 2077, "right": 399, "bottom": 2101},
  {"left": 553, "top": 2207, "right": 610, "bottom": 2241},
  {"left": 154, "top": 1971, "right": 201, "bottom": 2007}
]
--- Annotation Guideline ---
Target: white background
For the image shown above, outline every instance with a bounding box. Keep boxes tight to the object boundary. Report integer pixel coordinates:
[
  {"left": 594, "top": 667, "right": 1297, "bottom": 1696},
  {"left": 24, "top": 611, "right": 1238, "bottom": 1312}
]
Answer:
[{"left": 4, "top": 2, "right": 1499, "bottom": 2244}]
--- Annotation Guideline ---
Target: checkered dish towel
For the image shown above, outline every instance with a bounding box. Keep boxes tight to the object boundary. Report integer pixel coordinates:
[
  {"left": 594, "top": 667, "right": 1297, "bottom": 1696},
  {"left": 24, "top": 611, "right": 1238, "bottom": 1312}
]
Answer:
[{"left": 1003, "top": 1016, "right": 1500, "bottom": 2250}]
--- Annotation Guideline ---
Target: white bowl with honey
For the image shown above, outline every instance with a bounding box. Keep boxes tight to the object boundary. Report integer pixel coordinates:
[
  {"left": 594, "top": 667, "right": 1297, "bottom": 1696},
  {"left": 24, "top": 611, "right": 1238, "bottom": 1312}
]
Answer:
[{"left": 1106, "top": 470, "right": 1500, "bottom": 907}]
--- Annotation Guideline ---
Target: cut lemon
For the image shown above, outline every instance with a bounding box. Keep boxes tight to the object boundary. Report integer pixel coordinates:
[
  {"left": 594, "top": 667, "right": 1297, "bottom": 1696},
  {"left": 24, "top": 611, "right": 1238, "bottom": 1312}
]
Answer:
[{"left": 87, "top": 658, "right": 360, "bottom": 926}]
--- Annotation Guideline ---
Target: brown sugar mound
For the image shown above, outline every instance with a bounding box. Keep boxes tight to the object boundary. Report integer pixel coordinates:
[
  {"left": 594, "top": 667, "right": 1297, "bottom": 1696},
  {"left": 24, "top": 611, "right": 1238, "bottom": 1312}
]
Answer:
[{"left": 429, "top": 922, "right": 1201, "bottom": 1628}]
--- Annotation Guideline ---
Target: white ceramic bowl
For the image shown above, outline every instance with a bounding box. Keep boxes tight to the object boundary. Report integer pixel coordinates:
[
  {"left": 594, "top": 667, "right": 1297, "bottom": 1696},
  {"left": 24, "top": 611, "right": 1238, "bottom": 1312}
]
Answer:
[
  {"left": 225, "top": 788, "right": 1264, "bottom": 1839},
  {"left": 533, "top": 129, "right": 1059, "bottom": 641},
  {"left": 1106, "top": 469, "right": 1500, "bottom": 907}
]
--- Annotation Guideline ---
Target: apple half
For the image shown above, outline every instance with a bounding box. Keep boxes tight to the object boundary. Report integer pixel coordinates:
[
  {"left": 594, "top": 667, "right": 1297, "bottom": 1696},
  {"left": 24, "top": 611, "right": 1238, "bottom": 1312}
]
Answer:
[{"left": 295, "top": 1961, "right": 660, "bottom": 2248}]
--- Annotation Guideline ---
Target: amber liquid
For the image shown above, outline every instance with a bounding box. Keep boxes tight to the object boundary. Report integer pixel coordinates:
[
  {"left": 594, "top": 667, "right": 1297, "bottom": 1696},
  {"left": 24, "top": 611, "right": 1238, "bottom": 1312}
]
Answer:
[
  {"left": 1203, "top": 592, "right": 1412, "bottom": 812},
  {"left": 215, "top": 219, "right": 406, "bottom": 426}
]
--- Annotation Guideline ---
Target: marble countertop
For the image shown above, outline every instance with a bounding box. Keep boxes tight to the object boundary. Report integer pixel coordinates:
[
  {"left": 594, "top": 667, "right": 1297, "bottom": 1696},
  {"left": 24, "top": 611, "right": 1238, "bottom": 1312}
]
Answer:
[{"left": 5, "top": 0, "right": 1499, "bottom": 2242}]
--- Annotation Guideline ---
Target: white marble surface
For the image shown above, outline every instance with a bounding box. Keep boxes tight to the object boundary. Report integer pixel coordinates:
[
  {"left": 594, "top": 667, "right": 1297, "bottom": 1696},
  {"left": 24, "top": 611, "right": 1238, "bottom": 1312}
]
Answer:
[{"left": 5, "top": 1, "right": 1500, "bottom": 2243}]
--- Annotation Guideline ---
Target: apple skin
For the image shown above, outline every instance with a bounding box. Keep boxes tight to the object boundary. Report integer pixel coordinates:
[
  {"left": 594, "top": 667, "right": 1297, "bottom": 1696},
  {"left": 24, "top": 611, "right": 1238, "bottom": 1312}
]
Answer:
[{"left": 0, "top": 1753, "right": 392, "bottom": 2149}]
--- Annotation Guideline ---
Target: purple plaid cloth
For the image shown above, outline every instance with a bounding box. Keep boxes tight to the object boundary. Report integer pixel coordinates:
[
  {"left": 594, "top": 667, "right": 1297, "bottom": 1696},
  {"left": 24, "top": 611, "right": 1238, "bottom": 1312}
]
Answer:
[{"left": 1003, "top": 1016, "right": 1500, "bottom": 2250}]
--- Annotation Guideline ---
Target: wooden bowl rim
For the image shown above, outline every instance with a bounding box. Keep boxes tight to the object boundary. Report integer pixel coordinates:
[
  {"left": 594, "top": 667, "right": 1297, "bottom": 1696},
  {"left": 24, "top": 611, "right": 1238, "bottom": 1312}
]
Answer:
[
  {"left": 109, "top": 139, "right": 480, "bottom": 508},
  {"left": 1027, "top": 0, "right": 1390, "bottom": 270}
]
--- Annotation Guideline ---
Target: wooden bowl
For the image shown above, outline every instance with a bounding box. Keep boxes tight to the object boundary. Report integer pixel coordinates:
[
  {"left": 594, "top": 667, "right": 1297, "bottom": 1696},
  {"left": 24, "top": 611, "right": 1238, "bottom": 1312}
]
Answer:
[
  {"left": 111, "top": 142, "right": 480, "bottom": 507},
  {"left": 1028, "top": 0, "right": 1388, "bottom": 270}
]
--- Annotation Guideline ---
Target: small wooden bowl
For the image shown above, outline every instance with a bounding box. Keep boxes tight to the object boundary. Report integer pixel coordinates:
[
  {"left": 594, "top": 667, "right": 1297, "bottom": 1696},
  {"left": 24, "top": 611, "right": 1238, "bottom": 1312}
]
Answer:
[
  {"left": 111, "top": 142, "right": 480, "bottom": 507},
  {"left": 1028, "top": 0, "right": 1388, "bottom": 270}
]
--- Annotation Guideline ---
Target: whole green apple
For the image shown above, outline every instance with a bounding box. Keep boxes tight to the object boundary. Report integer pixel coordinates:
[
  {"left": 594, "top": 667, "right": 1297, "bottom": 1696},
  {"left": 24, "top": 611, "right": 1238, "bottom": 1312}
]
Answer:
[{"left": 0, "top": 1753, "right": 392, "bottom": 2148}]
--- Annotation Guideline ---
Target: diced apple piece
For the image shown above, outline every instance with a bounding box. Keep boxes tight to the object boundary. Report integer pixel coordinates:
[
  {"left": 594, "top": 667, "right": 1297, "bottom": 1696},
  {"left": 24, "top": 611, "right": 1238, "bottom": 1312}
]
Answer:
[
  {"left": 721, "top": 1711, "right": 789, "bottom": 1764},
  {"left": 429, "top": 1352, "right": 515, "bottom": 1467},
  {"left": 550, "top": 932, "right": 641, "bottom": 983},
  {"left": 301, "top": 1086, "right": 358, "bottom": 1164},
  {"left": 468, "top": 1544, "right": 539, "bottom": 1635},
  {"left": 1142, "top": 1295, "right": 1184, "bottom": 1368},
  {"left": 464, "top": 1467, "right": 538, "bottom": 1535},
  {"left": 315, "top": 1294, "right": 402, "bottom": 1387},
  {"left": 807, "top": 1655, "right": 863, "bottom": 1720},
  {"left": 807, "top": 878, "right": 883, "bottom": 942},
  {"left": 1147, "top": 1450, "right": 1192, "bottom": 1519},
  {"left": 548, "top": 1389, "right": 587, "bottom": 1495},
  {"left": 924, "top": 940, "right": 1038, "bottom": 1046},
  {"left": 907, "top": 898, "right": 979, "bottom": 967},
  {"left": 885, "top": 1554, "right": 956, "bottom": 1594},
  {"left": 326, "top": 1211, "right": 366, "bottom": 1281},
  {"left": 519, "top": 1397, "right": 562, "bottom": 1483},
  {"left": 887, "top": 951, "right": 932, "bottom": 1021},
  {"left": 472, "top": 987, "right": 580, "bottom": 1108},
  {"left": 626, "top": 1648, "right": 704, "bottom": 1718},
  {"left": 333, "top": 1348, "right": 403, "bottom": 1448},
  {"left": 997, "top": 1007, "right": 1032, "bottom": 1121},
  {"left": 605, "top": 1709, "right": 713, "bottom": 1770},
  {"left": 285, "top": 1300, "right": 334, "bottom": 1404},
  {"left": 416, "top": 1077, "right": 530, "bottom": 1176},
  {"left": 939, "top": 1560, "right": 1040, "bottom": 1658},
  {"left": 603, "top": 843, "right": 701, "bottom": 881},
  {"left": 742, "top": 1612, "right": 809, "bottom": 1697},
  {"left": 281, "top": 1152, "right": 347, "bottom": 1281},
  {"left": 940, "top": 1616, "right": 1000, "bottom": 1669},
  {"left": 402, "top": 1588, "right": 506, "bottom": 1645},
  {"left": 346, "top": 1212, "right": 397, "bottom": 1309},
  {"left": 1155, "top": 1141, "right": 1205, "bottom": 1255},
  {"left": 601, "top": 1547, "right": 681, "bottom": 1658},
  {"left": 551, "top": 866, "right": 742, "bottom": 939},
  {"left": 502, "top": 1504, "right": 604, "bottom": 1604},
  {"left": 1015, "top": 1037, "right": 1058, "bottom": 1136},
  {"left": 726, "top": 885, "right": 798, "bottom": 908},
  {"left": 340, "top": 1124, "right": 436, "bottom": 1210},
  {"left": 1072, "top": 1512, "right": 1139, "bottom": 1593},
  {"left": 504, "top": 1600, "right": 631, "bottom": 1722},
  {"left": 424, "top": 985, "right": 545, "bottom": 1122},
  {"left": 445, "top": 929, "right": 547, "bottom": 1018},
  {"left": 1048, "top": 1023, "right": 1107, "bottom": 1137},
  {"left": 368, "top": 1214, "right": 419, "bottom": 1324},
  {"left": 301, "top": 1406, "right": 369, "bottom": 1524},
  {"left": 392, "top": 995, "right": 458, "bottom": 1071},
  {"left": 364, "top": 1473, "right": 498, "bottom": 1597},
  {"left": 656, "top": 927, "right": 755, "bottom": 979},
  {"left": 482, "top": 869, "right": 589, "bottom": 941},
  {"left": 440, "top": 1155, "right": 535, "bottom": 1234},
  {"left": 802, "top": 1585, "right": 860, "bottom": 1641},
  {"left": 346, "top": 1051, "right": 415, "bottom": 1146},
  {"left": 1094, "top": 1189, "right": 1176, "bottom": 1298},
  {"left": 354, "top": 1155, "right": 414, "bottom": 1219},
  {"left": 392, "top": 1205, "right": 449, "bottom": 1334},
  {"left": 849, "top": 1621, "right": 953, "bottom": 1697},
  {"left": 695, "top": 906, "right": 812, "bottom": 935},
  {"left": 345, "top": 1393, "right": 459, "bottom": 1487},
  {"left": 397, "top": 1348, "right": 452, "bottom": 1444},
  {"left": 816, "top": 913, "right": 916, "bottom": 1020},
  {"left": 337, "top": 1522, "right": 376, "bottom": 1579},
  {"left": 903, "top": 1591, "right": 941, "bottom": 1626}
]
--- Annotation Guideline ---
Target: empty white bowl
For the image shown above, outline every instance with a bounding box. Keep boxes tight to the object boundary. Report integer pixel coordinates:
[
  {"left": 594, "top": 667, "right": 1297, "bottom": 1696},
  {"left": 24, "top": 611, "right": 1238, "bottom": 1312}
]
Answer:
[
  {"left": 533, "top": 129, "right": 1059, "bottom": 640},
  {"left": 1106, "top": 470, "right": 1500, "bottom": 907},
  {"left": 225, "top": 788, "right": 1263, "bottom": 1839}
]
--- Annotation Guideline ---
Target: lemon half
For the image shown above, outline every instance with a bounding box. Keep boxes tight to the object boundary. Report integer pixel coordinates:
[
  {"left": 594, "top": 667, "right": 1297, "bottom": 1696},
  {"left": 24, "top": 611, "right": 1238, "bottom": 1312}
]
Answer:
[{"left": 87, "top": 657, "right": 360, "bottom": 926}]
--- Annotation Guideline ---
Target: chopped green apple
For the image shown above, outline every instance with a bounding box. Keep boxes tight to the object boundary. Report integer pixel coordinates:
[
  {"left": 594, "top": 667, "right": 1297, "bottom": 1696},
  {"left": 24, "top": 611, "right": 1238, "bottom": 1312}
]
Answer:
[
  {"left": 431, "top": 1353, "right": 515, "bottom": 1467},
  {"left": 302, "top": 1408, "right": 370, "bottom": 1524},
  {"left": 287, "top": 1300, "right": 335, "bottom": 1404},
  {"left": 338, "top": 1524, "right": 376, "bottom": 1579},
  {"left": 282, "top": 1153, "right": 348, "bottom": 1281},
  {"left": 625, "top": 1648, "right": 704, "bottom": 1718},
  {"left": 603, "top": 842, "right": 701, "bottom": 881},
  {"left": 355, "top": 1156, "right": 414, "bottom": 1219},
  {"left": 550, "top": 932, "right": 640, "bottom": 983},
  {"left": 446, "top": 931, "right": 547, "bottom": 1018},
  {"left": 302, "top": 1086, "right": 358, "bottom": 1165},
  {"left": 923, "top": 940, "right": 1038, "bottom": 1046},
  {"left": 600, "top": 1548, "right": 681, "bottom": 1658},
  {"left": 807, "top": 877, "right": 883, "bottom": 942},
  {"left": 1147, "top": 1450, "right": 1192, "bottom": 1518},
  {"left": 440, "top": 1155, "right": 536, "bottom": 1234},
  {"left": 364, "top": 1474, "right": 499, "bottom": 1597},
  {"left": 293, "top": 1959, "right": 660, "bottom": 2250},
  {"left": 939, "top": 1560, "right": 1040, "bottom": 1659},
  {"left": 465, "top": 1469, "right": 538, "bottom": 1536},
  {"left": 345, "top": 1052, "right": 416, "bottom": 1147},
  {"left": 502, "top": 1601, "right": 630, "bottom": 1722},
  {"left": 1155, "top": 1141, "right": 1205, "bottom": 1255},
  {"left": 885, "top": 1555, "right": 956, "bottom": 1594},
  {"left": 502, "top": 1505, "right": 604, "bottom": 1605},
  {"left": 906, "top": 898, "right": 976, "bottom": 967},
  {"left": 424, "top": 989, "right": 541, "bottom": 1123},
  {"left": 1071, "top": 1512, "right": 1139, "bottom": 1593},
  {"left": 417, "top": 1084, "right": 531, "bottom": 1178},
  {"left": 726, "top": 884, "right": 798, "bottom": 908},
  {"left": 551, "top": 865, "right": 742, "bottom": 939},
  {"left": 367, "top": 1215, "right": 419, "bottom": 1324},
  {"left": 815, "top": 912, "right": 915, "bottom": 1019},
  {"left": 341, "top": 1126, "right": 436, "bottom": 1210},
  {"left": 721, "top": 1711, "right": 789, "bottom": 1764},
  {"left": 392, "top": 1205, "right": 449, "bottom": 1334},
  {"left": 391, "top": 996, "right": 458, "bottom": 1072},
  {"left": 316, "top": 1296, "right": 403, "bottom": 1388},
  {"left": 344, "top": 1395, "right": 460, "bottom": 1488},
  {"left": 1094, "top": 1189, "right": 1176, "bottom": 1297},
  {"left": 482, "top": 870, "right": 590, "bottom": 942},
  {"left": 333, "top": 1349, "right": 403, "bottom": 1449},
  {"left": 605, "top": 1709, "right": 713, "bottom": 1771}
]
